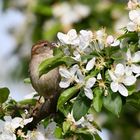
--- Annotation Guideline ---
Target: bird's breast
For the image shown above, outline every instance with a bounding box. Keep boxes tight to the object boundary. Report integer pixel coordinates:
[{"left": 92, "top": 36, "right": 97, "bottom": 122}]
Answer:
[{"left": 29, "top": 54, "right": 60, "bottom": 97}]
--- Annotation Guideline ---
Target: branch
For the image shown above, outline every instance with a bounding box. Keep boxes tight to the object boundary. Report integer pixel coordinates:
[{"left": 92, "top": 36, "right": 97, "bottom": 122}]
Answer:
[{"left": 26, "top": 93, "right": 59, "bottom": 130}]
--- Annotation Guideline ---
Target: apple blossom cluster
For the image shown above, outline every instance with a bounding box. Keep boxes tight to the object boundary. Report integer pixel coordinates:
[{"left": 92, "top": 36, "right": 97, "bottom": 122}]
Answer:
[
  {"left": 65, "top": 112, "right": 98, "bottom": 134},
  {"left": 127, "top": 0, "right": 140, "bottom": 32},
  {"left": 57, "top": 26, "right": 140, "bottom": 98},
  {"left": 57, "top": 1, "right": 140, "bottom": 100},
  {"left": 0, "top": 116, "right": 32, "bottom": 140},
  {"left": 0, "top": 115, "right": 57, "bottom": 140}
]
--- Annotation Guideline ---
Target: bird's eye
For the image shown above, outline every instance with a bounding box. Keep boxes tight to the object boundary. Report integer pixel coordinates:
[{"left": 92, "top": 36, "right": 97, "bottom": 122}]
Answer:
[{"left": 43, "top": 43, "right": 48, "bottom": 47}]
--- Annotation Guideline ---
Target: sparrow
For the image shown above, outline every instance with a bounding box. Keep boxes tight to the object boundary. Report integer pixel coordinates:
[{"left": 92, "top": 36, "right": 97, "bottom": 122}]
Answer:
[
  {"left": 29, "top": 40, "right": 61, "bottom": 99},
  {"left": 26, "top": 40, "right": 62, "bottom": 129}
]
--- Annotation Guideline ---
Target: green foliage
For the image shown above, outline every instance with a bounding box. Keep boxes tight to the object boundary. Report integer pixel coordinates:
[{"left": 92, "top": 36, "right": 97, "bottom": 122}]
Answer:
[
  {"left": 0, "top": 87, "right": 10, "bottom": 104},
  {"left": 54, "top": 127, "right": 63, "bottom": 139},
  {"left": 73, "top": 90, "right": 91, "bottom": 121},
  {"left": 24, "top": 78, "right": 31, "bottom": 84},
  {"left": 103, "top": 90, "right": 122, "bottom": 117},
  {"left": 39, "top": 49, "right": 76, "bottom": 77},
  {"left": 126, "top": 92, "right": 140, "bottom": 110},
  {"left": 92, "top": 88, "right": 103, "bottom": 112},
  {"left": 39, "top": 51, "right": 64, "bottom": 77},
  {"left": 63, "top": 121, "right": 71, "bottom": 134},
  {"left": 57, "top": 85, "right": 79, "bottom": 113},
  {"left": 18, "top": 99, "right": 37, "bottom": 106}
]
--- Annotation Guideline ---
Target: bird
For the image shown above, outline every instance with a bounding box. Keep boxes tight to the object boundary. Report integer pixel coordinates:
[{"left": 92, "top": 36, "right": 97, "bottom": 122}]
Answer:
[
  {"left": 26, "top": 40, "right": 61, "bottom": 129},
  {"left": 29, "top": 40, "right": 61, "bottom": 99}
]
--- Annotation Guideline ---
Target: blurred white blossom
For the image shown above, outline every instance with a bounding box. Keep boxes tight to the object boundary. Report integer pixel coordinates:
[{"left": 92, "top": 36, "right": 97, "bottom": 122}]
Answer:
[
  {"left": 127, "top": 4, "right": 140, "bottom": 31},
  {"left": 53, "top": 2, "right": 90, "bottom": 25}
]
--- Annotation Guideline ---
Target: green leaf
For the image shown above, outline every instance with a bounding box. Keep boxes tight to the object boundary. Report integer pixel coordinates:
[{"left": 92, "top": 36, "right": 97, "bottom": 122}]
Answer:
[
  {"left": 54, "top": 127, "right": 62, "bottom": 139},
  {"left": 18, "top": 99, "right": 37, "bottom": 106},
  {"left": 76, "top": 128, "right": 94, "bottom": 140},
  {"left": 92, "top": 88, "right": 103, "bottom": 112},
  {"left": 118, "top": 32, "right": 138, "bottom": 41},
  {"left": 126, "top": 92, "right": 140, "bottom": 110},
  {"left": 39, "top": 52, "right": 64, "bottom": 77},
  {"left": 103, "top": 90, "right": 122, "bottom": 117},
  {"left": 24, "top": 78, "right": 31, "bottom": 84},
  {"left": 73, "top": 90, "right": 91, "bottom": 121},
  {"left": 53, "top": 47, "right": 63, "bottom": 56},
  {"left": 63, "top": 121, "right": 71, "bottom": 134},
  {"left": 94, "top": 133, "right": 102, "bottom": 140},
  {"left": 0, "top": 87, "right": 10, "bottom": 103},
  {"left": 33, "top": 5, "right": 52, "bottom": 16},
  {"left": 57, "top": 86, "right": 79, "bottom": 111},
  {"left": 110, "top": 51, "right": 124, "bottom": 60},
  {"left": 105, "top": 46, "right": 120, "bottom": 57},
  {"left": 78, "top": 133, "right": 94, "bottom": 140},
  {"left": 39, "top": 53, "right": 76, "bottom": 77},
  {"left": 127, "top": 85, "right": 136, "bottom": 95}
]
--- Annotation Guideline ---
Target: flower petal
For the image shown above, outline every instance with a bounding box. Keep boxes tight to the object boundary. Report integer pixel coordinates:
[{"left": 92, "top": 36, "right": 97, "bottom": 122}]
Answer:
[
  {"left": 111, "top": 40, "right": 120, "bottom": 47},
  {"left": 86, "top": 77, "right": 96, "bottom": 88},
  {"left": 118, "top": 84, "right": 128, "bottom": 97},
  {"left": 57, "top": 32, "right": 69, "bottom": 44},
  {"left": 123, "top": 75, "right": 136, "bottom": 86},
  {"left": 59, "top": 68, "right": 71, "bottom": 78},
  {"left": 132, "top": 51, "right": 140, "bottom": 62},
  {"left": 67, "top": 29, "right": 78, "bottom": 39},
  {"left": 97, "top": 73, "right": 102, "bottom": 80},
  {"left": 59, "top": 79, "right": 70, "bottom": 88},
  {"left": 106, "top": 35, "right": 114, "bottom": 44},
  {"left": 115, "top": 63, "right": 125, "bottom": 76},
  {"left": 129, "top": 10, "right": 139, "bottom": 21},
  {"left": 84, "top": 88, "right": 93, "bottom": 100},
  {"left": 86, "top": 57, "right": 96, "bottom": 71},
  {"left": 108, "top": 70, "right": 117, "bottom": 81},
  {"left": 126, "top": 49, "right": 132, "bottom": 61},
  {"left": 110, "top": 82, "right": 118, "bottom": 92},
  {"left": 70, "top": 64, "right": 79, "bottom": 75},
  {"left": 127, "top": 22, "right": 137, "bottom": 32},
  {"left": 131, "top": 64, "right": 140, "bottom": 74},
  {"left": 125, "top": 66, "right": 132, "bottom": 76}
]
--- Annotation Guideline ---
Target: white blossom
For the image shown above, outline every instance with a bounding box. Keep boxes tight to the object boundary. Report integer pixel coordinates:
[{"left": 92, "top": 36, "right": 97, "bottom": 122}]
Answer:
[
  {"left": 79, "top": 30, "right": 93, "bottom": 49},
  {"left": 97, "top": 73, "right": 102, "bottom": 80},
  {"left": 127, "top": 0, "right": 139, "bottom": 10},
  {"left": 84, "top": 77, "right": 96, "bottom": 100},
  {"left": 106, "top": 35, "right": 120, "bottom": 46},
  {"left": 126, "top": 49, "right": 140, "bottom": 74},
  {"left": 127, "top": 21, "right": 137, "bottom": 31},
  {"left": 59, "top": 65, "right": 82, "bottom": 88},
  {"left": 127, "top": 9, "right": 140, "bottom": 31},
  {"left": 0, "top": 116, "right": 32, "bottom": 140},
  {"left": 109, "top": 63, "right": 136, "bottom": 96},
  {"left": 67, "top": 112, "right": 85, "bottom": 126},
  {"left": 96, "top": 29, "right": 106, "bottom": 44},
  {"left": 26, "top": 124, "right": 46, "bottom": 140},
  {"left": 86, "top": 57, "right": 96, "bottom": 71},
  {"left": 57, "top": 29, "right": 79, "bottom": 45}
]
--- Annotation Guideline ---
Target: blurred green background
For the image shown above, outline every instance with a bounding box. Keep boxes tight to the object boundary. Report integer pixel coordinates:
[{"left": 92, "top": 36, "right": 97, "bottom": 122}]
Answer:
[{"left": 0, "top": 0, "right": 139, "bottom": 139}]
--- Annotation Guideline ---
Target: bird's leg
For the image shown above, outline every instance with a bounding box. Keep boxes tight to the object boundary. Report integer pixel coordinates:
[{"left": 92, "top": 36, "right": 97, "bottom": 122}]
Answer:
[{"left": 32, "top": 96, "right": 45, "bottom": 117}]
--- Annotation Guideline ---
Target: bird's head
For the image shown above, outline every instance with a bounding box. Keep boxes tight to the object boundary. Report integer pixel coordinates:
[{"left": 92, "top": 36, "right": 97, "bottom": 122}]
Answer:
[{"left": 31, "top": 40, "right": 54, "bottom": 57}]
